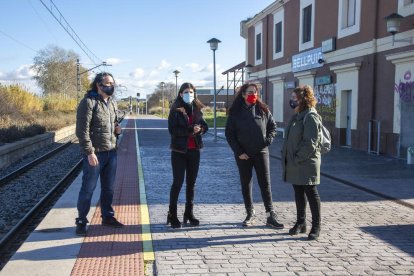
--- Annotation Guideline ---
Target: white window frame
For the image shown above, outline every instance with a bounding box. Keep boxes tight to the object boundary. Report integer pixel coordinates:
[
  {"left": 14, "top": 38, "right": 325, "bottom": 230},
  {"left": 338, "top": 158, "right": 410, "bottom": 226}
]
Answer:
[
  {"left": 299, "top": 0, "right": 315, "bottom": 51},
  {"left": 254, "top": 22, "right": 263, "bottom": 65},
  {"left": 398, "top": 0, "right": 414, "bottom": 16},
  {"left": 273, "top": 9, "right": 284, "bottom": 60},
  {"left": 338, "top": 0, "right": 361, "bottom": 38}
]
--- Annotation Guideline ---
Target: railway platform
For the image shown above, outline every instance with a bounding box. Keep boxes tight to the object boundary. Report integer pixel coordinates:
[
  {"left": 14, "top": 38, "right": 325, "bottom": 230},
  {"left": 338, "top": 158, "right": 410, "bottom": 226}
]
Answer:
[{"left": 1, "top": 115, "right": 414, "bottom": 275}]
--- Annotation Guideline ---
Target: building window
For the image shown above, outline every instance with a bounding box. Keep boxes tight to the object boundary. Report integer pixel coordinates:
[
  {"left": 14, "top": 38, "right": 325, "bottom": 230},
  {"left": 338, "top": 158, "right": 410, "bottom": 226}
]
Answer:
[
  {"left": 275, "top": 22, "right": 282, "bottom": 53},
  {"left": 256, "top": 33, "right": 262, "bottom": 60},
  {"left": 302, "top": 5, "right": 312, "bottom": 43},
  {"left": 254, "top": 22, "right": 263, "bottom": 65},
  {"left": 398, "top": 0, "right": 414, "bottom": 16},
  {"left": 338, "top": 0, "right": 361, "bottom": 38},
  {"left": 299, "top": 0, "right": 314, "bottom": 51},
  {"left": 404, "top": 0, "right": 414, "bottom": 6},
  {"left": 343, "top": 0, "right": 356, "bottom": 28},
  {"left": 273, "top": 9, "right": 284, "bottom": 60}
]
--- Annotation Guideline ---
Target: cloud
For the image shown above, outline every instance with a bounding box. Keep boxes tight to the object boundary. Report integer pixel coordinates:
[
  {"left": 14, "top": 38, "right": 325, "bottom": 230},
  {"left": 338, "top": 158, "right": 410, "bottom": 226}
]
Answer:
[
  {"left": 130, "top": 68, "right": 145, "bottom": 79},
  {"left": 0, "top": 64, "right": 36, "bottom": 81},
  {"left": 156, "top": 59, "right": 171, "bottom": 70},
  {"left": 185, "top": 63, "right": 202, "bottom": 72},
  {"left": 105, "top": 58, "right": 122, "bottom": 65}
]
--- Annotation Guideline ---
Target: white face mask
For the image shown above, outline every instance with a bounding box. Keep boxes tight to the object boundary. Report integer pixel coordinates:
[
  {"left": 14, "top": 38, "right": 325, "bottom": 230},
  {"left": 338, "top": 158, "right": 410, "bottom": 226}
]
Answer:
[{"left": 182, "top": 93, "right": 194, "bottom": 104}]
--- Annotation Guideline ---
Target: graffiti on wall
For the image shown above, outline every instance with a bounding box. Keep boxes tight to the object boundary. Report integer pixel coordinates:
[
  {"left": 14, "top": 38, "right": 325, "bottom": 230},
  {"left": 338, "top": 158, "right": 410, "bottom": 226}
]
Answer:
[
  {"left": 314, "top": 83, "right": 336, "bottom": 124},
  {"left": 314, "top": 84, "right": 335, "bottom": 106},
  {"left": 395, "top": 70, "right": 414, "bottom": 103}
]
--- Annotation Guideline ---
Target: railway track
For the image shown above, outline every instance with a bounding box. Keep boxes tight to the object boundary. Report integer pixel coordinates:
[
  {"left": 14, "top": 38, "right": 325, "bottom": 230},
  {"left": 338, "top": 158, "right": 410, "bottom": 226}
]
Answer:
[{"left": 0, "top": 140, "right": 83, "bottom": 270}]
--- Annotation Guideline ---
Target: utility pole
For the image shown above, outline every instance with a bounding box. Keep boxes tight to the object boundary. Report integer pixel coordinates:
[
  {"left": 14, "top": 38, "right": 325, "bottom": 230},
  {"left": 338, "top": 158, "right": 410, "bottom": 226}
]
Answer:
[{"left": 76, "top": 59, "right": 110, "bottom": 104}]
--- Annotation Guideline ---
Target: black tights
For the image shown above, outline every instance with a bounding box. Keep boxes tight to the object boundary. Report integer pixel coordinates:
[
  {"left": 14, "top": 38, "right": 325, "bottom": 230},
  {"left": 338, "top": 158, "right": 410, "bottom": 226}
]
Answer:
[
  {"left": 292, "top": 185, "right": 321, "bottom": 227},
  {"left": 169, "top": 150, "right": 200, "bottom": 213}
]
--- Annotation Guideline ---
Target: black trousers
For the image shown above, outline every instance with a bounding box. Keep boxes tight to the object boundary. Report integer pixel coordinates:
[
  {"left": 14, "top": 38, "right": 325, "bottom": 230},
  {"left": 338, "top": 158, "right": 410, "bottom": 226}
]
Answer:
[
  {"left": 235, "top": 149, "right": 273, "bottom": 213},
  {"left": 292, "top": 185, "right": 321, "bottom": 227},
  {"left": 169, "top": 150, "right": 200, "bottom": 212}
]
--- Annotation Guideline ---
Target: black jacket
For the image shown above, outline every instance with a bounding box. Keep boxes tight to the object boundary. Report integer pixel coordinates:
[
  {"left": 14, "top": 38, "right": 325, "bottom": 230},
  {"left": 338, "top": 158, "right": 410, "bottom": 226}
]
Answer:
[
  {"left": 168, "top": 98, "right": 208, "bottom": 153},
  {"left": 76, "top": 91, "right": 118, "bottom": 155},
  {"left": 225, "top": 104, "right": 276, "bottom": 157}
]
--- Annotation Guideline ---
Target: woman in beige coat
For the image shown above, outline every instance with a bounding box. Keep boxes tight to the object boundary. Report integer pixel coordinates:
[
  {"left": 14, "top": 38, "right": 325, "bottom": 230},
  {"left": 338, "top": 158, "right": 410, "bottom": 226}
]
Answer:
[{"left": 281, "top": 85, "right": 322, "bottom": 240}]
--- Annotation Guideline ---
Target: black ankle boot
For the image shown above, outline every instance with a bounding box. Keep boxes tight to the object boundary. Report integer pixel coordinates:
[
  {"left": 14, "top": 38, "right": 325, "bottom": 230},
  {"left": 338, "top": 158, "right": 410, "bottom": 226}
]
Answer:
[
  {"left": 183, "top": 207, "right": 199, "bottom": 226},
  {"left": 167, "top": 211, "right": 181, "bottom": 228},
  {"left": 308, "top": 226, "right": 320, "bottom": 240},
  {"left": 289, "top": 222, "right": 307, "bottom": 235}
]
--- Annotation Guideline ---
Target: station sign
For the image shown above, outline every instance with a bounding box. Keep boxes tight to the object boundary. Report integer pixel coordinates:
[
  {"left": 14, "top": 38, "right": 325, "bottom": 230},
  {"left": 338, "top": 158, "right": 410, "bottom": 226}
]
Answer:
[
  {"left": 292, "top": 47, "right": 324, "bottom": 73},
  {"left": 315, "top": 75, "right": 332, "bottom": 86}
]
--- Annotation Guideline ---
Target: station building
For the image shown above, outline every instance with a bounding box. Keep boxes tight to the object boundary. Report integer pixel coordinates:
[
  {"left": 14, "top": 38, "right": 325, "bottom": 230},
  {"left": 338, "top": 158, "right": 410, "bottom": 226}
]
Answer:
[{"left": 240, "top": 0, "right": 414, "bottom": 157}]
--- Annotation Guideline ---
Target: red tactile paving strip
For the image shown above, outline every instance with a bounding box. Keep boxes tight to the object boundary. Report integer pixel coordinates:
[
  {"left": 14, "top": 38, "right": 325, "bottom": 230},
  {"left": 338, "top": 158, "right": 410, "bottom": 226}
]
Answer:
[{"left": 71, "top": 119, "right": 144, "bottom": 276}]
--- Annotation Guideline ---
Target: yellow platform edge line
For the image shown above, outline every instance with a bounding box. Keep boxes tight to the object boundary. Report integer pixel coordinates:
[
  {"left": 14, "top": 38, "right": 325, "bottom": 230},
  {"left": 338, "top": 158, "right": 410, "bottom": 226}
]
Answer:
[{"left": 135, "top": 120, "right": 155, "bottom": 261}]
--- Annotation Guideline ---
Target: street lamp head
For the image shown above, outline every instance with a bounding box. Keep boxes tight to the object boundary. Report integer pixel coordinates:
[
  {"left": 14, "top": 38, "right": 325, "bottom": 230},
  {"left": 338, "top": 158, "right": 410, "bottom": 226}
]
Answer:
[
  {"left": 160, "top": 81, "right": 165, "bottom": 88},
  {"left": 173, "top": 70, "right": 180, "bottom": 76},
  {"left": 385, "top": 13, "right": 404, "bottom": 35},
  {"left": 207, "top": 38, "right": 221, "bottom": 51}
]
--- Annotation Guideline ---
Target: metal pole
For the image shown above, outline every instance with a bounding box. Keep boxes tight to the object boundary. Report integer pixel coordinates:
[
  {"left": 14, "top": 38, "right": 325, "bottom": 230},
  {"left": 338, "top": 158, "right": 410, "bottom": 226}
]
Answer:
[
  {"left": 76, "top": 59, "right": 80, "bottom": 104},
  {"left": 146, "top": 95, "right": 148, "bottom": 115},
  {"left": 213, "top": 49, "right": 217, "bottom": 142},
  {"left": 175, "top": 75, "right": 178, "bottom": 96},
  {"left": 162, "top": 89, "right": 164, "bottom": 118}
]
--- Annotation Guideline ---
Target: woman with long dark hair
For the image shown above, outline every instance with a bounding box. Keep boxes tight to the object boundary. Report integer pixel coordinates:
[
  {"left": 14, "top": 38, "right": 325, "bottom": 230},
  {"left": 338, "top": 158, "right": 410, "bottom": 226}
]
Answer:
[
  {"left": 167, "top": 82, "right": 208, "bottom": 228},
  {"left": 282, "top": 85, "right": 322, "bottom": 240},
  {"left": 225, "top": 82, "right": 284, "bottom": 229}
]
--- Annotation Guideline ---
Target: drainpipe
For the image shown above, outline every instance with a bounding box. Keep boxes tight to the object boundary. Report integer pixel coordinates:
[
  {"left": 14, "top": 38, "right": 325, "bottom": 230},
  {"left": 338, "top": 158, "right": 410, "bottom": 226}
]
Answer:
[
  {"left": 265, "top": 14, "right": 270, "bottom": 104},
  {"left": 370, "top": 0, "right": 379, "bottom": 153}
]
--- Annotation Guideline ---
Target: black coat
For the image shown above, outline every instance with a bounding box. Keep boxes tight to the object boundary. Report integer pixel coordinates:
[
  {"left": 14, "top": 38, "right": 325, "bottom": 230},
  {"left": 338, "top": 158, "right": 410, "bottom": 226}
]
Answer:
[
  {"left": 168, "top": 99, "right": 208, "bottom": 153},
  {"left": 225, "top": 104, "right": 277, "bottom": 157}
]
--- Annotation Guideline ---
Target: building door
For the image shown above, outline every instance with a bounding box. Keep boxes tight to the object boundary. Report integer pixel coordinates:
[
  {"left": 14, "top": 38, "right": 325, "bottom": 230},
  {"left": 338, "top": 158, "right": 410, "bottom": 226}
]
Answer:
[{"left": 346, "top": 91, "right": 352, "bottom": 146}]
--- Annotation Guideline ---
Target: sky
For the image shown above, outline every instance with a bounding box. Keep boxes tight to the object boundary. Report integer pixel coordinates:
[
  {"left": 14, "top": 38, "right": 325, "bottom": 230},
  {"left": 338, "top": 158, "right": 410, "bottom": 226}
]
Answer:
[{"left": 0, "top": 0, "right": 275, "bottom": 98}]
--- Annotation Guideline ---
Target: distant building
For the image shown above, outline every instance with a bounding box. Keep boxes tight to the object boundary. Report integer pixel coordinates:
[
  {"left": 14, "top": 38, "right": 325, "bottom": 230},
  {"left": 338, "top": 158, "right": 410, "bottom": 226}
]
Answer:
[
  {"left": 196, "top": 87, "right": 235, "bottom": 110},
  {"left": 240, "top": 0, "right": 414, "bottom": 157}
]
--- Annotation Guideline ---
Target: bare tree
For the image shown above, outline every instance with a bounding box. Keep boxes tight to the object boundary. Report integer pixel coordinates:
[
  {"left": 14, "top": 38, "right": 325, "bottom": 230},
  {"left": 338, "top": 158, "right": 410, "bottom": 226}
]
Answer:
[
  {"left": 147, "top": 82, "right": 176, "bottom": 111},
  {"left": 31, "top": 45, "right": 89, "bottom": 97}
]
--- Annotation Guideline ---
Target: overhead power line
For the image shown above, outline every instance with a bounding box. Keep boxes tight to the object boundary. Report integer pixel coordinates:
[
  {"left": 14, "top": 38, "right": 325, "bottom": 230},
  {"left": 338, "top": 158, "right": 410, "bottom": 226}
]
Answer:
[
  {"left": 0, "top": 29, "right": 38, "bottom": 52},
  {"left": 38, "top": 0, "right": 102, "bottom": 65}
]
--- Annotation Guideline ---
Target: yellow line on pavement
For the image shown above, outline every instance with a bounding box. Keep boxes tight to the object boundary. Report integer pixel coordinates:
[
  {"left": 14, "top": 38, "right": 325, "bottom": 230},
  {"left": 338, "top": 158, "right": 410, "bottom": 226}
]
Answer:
[{"left": 135, "top": 119, "right": 155, "bottom": 261}]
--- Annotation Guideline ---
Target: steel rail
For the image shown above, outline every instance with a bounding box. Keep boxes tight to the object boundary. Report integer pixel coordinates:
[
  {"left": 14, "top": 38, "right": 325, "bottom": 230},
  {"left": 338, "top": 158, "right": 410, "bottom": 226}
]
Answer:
[
  {"left": 0, "top": 159, "right": 82, "bottom": 253},
  {"left": 0, "top": 140, "right": 73, "bottom": 187}
]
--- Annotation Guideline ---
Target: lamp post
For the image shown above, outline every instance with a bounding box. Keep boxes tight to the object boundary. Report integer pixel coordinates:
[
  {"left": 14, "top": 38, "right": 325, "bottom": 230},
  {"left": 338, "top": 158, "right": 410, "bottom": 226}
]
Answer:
[
  {"left": 207, "top": 38, "right": 221, "bottom": 142},
  {"left": 76, "top": 59, "right": 110, "bottom": 104},
  {"left": 385, "top": 13, "right": 413, "bottom": 46},
  {"left": 160, "top": 81, "right": 165, "bottom": 118},
  {"left": 173, "top": 70, "right": 180, "bottom": 96}
]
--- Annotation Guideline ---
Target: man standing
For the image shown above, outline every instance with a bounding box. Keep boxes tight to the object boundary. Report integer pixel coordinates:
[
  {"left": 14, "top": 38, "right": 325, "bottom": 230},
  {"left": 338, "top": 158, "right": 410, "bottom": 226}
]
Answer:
[{"left": 75, "top": 72, "right": 123, "bottom": 236}]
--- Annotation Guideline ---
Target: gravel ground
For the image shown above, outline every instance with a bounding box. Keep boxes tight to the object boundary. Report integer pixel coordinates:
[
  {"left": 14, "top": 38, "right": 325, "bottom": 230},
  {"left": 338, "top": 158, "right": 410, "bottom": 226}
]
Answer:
[{"left": 0, "top": 138, "right": 82, "bottom": 237}]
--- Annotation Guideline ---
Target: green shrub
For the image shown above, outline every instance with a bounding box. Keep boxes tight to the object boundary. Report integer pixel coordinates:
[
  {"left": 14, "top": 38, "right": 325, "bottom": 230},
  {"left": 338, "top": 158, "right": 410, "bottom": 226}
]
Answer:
[
  {"left": 43, "top": 94, "right": 77, "bottom": 112},
  {"left": 0, "top": 84, "right": 43, "bottom": 116}
]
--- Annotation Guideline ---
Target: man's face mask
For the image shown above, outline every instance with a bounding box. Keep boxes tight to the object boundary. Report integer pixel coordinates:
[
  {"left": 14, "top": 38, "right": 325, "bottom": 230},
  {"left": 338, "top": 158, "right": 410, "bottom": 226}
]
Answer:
[{"left": 100, "top": 85, "right": 115, "bottom": 96}]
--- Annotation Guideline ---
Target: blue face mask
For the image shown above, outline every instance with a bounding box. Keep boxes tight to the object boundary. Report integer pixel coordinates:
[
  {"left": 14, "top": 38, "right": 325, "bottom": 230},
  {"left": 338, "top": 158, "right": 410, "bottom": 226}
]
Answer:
[
  {"left": 289, "top": 99, "right": 299, "bottom": 109},
  {"left": 183, "top": 93, "right": 194, "bottom": 104},
  {"left": 100, "top": 85, "right": 115, "bottom": 96}
]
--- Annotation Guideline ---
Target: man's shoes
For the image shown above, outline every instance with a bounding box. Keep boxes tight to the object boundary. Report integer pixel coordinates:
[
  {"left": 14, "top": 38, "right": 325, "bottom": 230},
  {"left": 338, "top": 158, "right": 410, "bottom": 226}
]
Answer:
[
  {"left": 266, "top": 211, "right": 284, "bottom": 229},
  {"left": 102, "top": 217, "right": 124, "bottom": 228},
  {"left": 75, "top": 218, "right": 88, "bottom": 236},
  {"left": 242, "top": 210, "right": 256, "bottom": 227}
]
